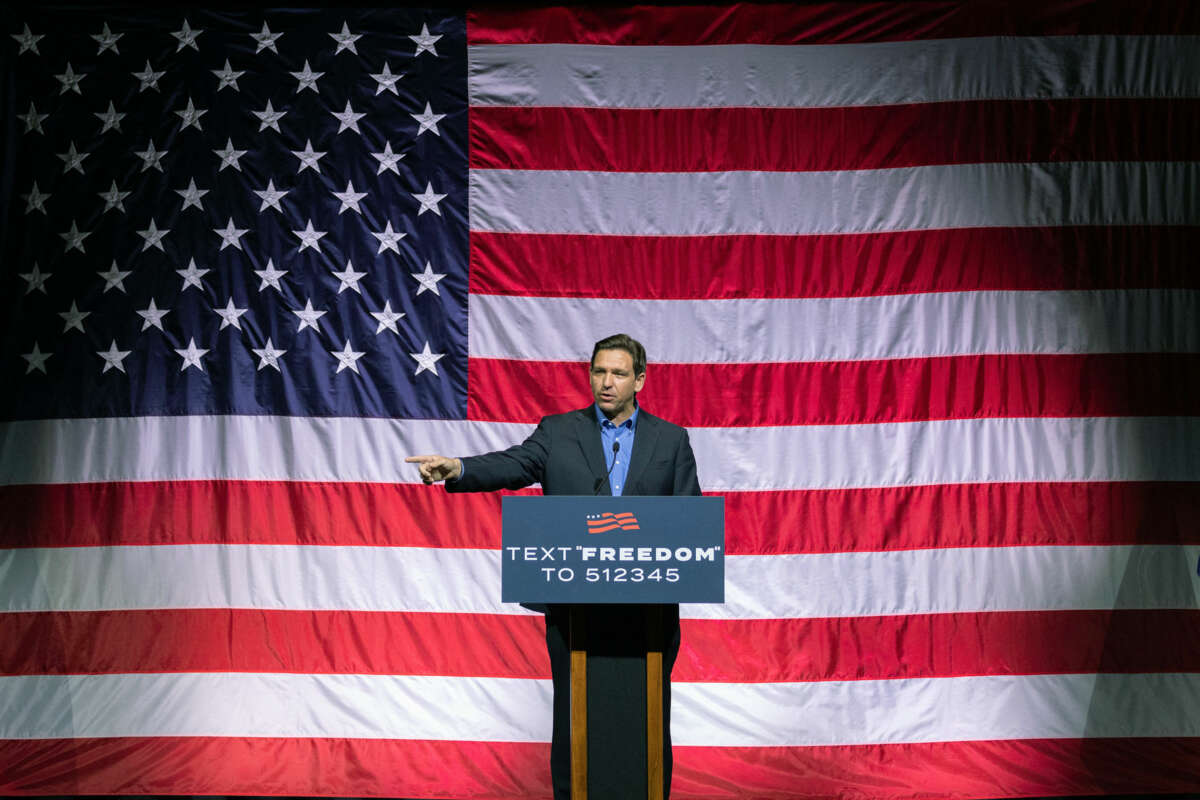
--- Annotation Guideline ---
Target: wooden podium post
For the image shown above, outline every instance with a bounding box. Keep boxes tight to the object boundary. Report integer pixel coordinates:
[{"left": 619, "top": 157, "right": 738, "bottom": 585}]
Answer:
[
  {"left": 646, "top": 605, "right": 664, "bottom": 800},
  {"left": 570, "top": 606, "right": 588, "bottom": 800}
]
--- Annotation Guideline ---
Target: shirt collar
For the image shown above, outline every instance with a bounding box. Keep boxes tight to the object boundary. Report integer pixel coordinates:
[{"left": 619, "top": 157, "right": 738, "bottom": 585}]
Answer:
[{"left": 595, "top": 402, "right": 638, "bottom": 431}]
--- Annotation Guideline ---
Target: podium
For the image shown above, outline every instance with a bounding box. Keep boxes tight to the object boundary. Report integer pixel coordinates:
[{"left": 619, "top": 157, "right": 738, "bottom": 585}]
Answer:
[{"left": 502, "top": 496, "right": 725, "bottom": 800}]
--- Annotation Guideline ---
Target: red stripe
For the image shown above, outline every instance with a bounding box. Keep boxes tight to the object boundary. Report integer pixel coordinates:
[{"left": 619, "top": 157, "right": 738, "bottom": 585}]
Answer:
[
  {"left": 468, "top": 353, "right": 1200, "bottom": 426},
  {"left": 0, "top": 480, "right": 535, "bottom": 550},
  {"left": 470, "top": 100, "right": 1200, "bottom": 172},
  {"left": 4, "top": 736, "right": 1198, "bottom": 798},
  {"left": 468, "top": 3, "right": 1200, "bottom": 44},
  {"left": 673, "top": 738, "right": 1200, "bottom": 799},
  {"left": 469, "top": 226, "right": 1200, "bottom": 299},
  {"left": 0, "top": 609, "right": 548, "bottom": 680},
  {"left": 4, "top": 480, "right": 1197, "bottom": 553},
  {"left": 677, "top": 610, "right": 1200, "bottom": 683},
  {"left": 0, "top": 736, "right": 550, "bottom": 797},
  {"left": 4, "top": 608, "right": 1197, "bottom": 682}
]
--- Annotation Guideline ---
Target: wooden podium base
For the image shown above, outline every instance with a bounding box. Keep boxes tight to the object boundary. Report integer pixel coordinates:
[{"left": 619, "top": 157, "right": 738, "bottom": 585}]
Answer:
[{"left": 569, "top": 606, "right": 666, "bottom": 800}]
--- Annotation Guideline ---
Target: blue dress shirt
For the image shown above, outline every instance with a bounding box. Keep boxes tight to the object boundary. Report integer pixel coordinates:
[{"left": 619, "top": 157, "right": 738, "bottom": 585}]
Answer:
[{"left": 596, "top": 404, "right": 637, "bottom": 496}]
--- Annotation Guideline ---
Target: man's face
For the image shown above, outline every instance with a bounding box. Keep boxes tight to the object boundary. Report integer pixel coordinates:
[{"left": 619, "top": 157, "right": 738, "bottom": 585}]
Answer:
[{"left": 590, "top": 348, "right": 645, "bottom": 421}]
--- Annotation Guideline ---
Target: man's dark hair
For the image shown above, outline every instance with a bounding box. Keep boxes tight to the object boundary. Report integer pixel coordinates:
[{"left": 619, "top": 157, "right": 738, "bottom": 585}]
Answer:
[{"left": 591, "top": 333, "right": 647, "bottom": 376}]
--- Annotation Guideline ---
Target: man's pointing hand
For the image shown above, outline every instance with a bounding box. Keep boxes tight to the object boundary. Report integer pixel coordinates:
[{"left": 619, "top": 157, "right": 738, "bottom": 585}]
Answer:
[{"left": 405, "top": 454, "right": 463, "bottom": 484}]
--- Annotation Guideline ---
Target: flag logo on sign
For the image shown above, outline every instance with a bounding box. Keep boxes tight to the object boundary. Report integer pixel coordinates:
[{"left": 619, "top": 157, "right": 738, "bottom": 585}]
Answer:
[{"left": 585, "top": 512, "right": 640, "bottom": 533}]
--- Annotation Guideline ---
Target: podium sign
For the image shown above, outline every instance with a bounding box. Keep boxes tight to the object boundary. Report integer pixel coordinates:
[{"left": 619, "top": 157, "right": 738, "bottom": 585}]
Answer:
[{"left": 501, "top": 495, "right": 724, "bottom": 604}]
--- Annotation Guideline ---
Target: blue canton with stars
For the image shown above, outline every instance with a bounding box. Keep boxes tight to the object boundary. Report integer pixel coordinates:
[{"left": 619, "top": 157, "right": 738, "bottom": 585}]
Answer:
[{"left": 0, "top": 9, "right": 467, "bottom": 421}]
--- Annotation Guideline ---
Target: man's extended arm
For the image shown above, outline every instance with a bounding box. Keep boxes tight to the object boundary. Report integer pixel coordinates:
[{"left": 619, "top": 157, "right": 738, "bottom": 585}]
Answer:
[{"left": 406, "top": 417, "right": 553, "bottom": 492}]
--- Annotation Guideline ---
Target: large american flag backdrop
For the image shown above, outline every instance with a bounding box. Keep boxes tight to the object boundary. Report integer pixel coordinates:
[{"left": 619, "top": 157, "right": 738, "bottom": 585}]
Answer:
[{"left": 1, "top": 4, "right": 1198, "bottom": 799}]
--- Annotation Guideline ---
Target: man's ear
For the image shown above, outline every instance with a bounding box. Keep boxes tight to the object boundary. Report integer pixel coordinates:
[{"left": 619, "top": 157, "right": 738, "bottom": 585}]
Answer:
[{"left": 634, "top": 371, "right": 647, "bottom": 392}]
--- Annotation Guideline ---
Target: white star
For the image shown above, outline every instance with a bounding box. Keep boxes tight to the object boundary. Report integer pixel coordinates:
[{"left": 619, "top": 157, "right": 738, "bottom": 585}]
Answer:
[
  {"left": 331, "top": 340, "right": 366, "bottom": 374},
  {"left": 254, "top": 258, "right": 287, "bottom": 292},
  {"left": 290, "top": 60, "right": 323, "bottom": 93},
  {"left": 23, "top": 182, "right": 50, "bottom": 214},
  {"left": 98, "top": 340, "right": 131, "bottom": 374},
  {"left": 136, "top": 219, "right": 169, "bottom": 251},
  {"left": 177, "top": 258, "right": 210, "bottom": 291},
  {"left": 97, "top": 260, "right": 132, "bottom": 293},
  {"left": 253, "top": 179, "right": 289, "bottom": 212},
  {"left": 91, "top": 22, "right": 122, "bottom": 55},
  {"left": 410, "top": 341, "right": 446, "bottom": 376},
  {"left": 59, "top": 301, "right": 90, "bottom": 333},
  {"left": 331, "top": 260, "right": 367, "bottom": 294},
  {"left": 371, "top": 141, "right": 405, "bottom": 175},
  {"left": 214, "top": 218, "right": 249, "bottom": 251},
  {"left": 252, "top": 99, "right": 287, "bottom": 132},
  {"left": 134, "top": 140, "right": 167, "bottom": 172},
  {"left": 19, "top": 102, "right": 48, "bottom": 134},
  {"left": 59, "top": 220, "right": 92, "bottom": 253},
  {"left": 132, "top": 60, "right": 165, "bottom": 92},
  {"left": 21, "top": 342, "right": 52, "bottom": 374},
  {"left": 212, "top": 59, "right": 244, "bottom": 91},
  {"left": 12, "top": 24, "right": 43, "bottom": 55},
  {"left": 409, "top": 23, "right": 442, "bottom": 57},
  {"left": 99, "top": 181, "right": 130, "bottom": 213},
  {"left": 252, "top": 338, "right": 286, "bottom": 371},
  {"left": 57, "top": 142, "right": 89, "bottom": 175},
  {"left": 411, "top": 101, "right": 446, "bottom": 137},
  {"left": 214, "top": 138, "right": 247, "bottom": 172},
  {"left": 370, "top": 221, "right": 406, "bottom": 254},
  {"left": 136, "top": 299, "right": 170, "bottom": 331},
  {"left": 55, "top": 63, "right": 85, "bottom": 95},
  {"left": 293, "top": 219, "right": 327, "bottom": 252},
  {"left": 214, "top": 297, "right": 249, "bottom": 330},
  {"left": 331, "top": 100, "right": 365, "bottom": 134},
  {"left": 172, "top": 19, "right": 202, "bottom": 52},
  {"left": 251, "top": 22, "right": 282, "bottom": 54},
  {"left": 175, "top": 97, "right": 207, "bottom": 131},
  {"left": 369, "top": 62, "right": 403, "bottom": 95},
  {"left": 412, "top": 182, "right": 448, "bottom": 216},
  {"left": 291, "top": 139, "right": 326, "bottom": 174},
  {"left": 411, "top": 261, "right": 447, "bottom": 295},
  {"left": 332, "top": 180, "right": 367, "bottom": 214},
  {"left": 175, "top": 178, "right": 208, "bottom": 211},
  {"left": 19, "top": 263, "right": 51, "bottom": 294},
  {"left": 292, "top": 299, "right": 326, "bottom": 333},
  {"left": 94, "top": 101, "right": 125, "bottom": 133},
  {"left": 370, "top": 300, "right": 405, "bottom": 335},
  {"left": 175, "top": 338, "right": 209, "bottom": 372},
  {"left": 329, "top": 22, "right": 362, "bottom": 55}
]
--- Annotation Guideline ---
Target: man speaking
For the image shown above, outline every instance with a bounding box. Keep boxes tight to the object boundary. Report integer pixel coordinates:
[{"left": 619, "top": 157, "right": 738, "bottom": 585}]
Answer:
[{"left": 407, "top": 333, "right": 701, "bottom": 799}]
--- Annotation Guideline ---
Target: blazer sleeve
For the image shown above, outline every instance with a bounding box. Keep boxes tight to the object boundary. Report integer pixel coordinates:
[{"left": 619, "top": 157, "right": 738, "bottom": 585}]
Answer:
[
  {"left": 674, "top": 427, "right": 703, "bottom": 496},
  {"left": 446, "top": 416, "right": 552, "bottom": 493}
]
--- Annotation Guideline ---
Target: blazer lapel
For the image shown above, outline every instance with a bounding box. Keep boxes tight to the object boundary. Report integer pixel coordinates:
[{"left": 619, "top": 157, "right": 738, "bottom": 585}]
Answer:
[
  {"left": 624, "top": 410, "right": 659, "bottom": 495},
  {"left": 573, "top": 407, "right": 608, "bottom": 493}
]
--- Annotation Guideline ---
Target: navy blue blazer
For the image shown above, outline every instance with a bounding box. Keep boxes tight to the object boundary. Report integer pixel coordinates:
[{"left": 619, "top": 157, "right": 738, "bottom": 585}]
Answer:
[{"left": 448, "top": 405, "right": 701, "bottom": 497}]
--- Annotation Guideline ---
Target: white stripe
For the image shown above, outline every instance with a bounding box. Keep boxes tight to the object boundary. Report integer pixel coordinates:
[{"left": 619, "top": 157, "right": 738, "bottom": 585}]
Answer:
[
  {"left": 2, "top": 416, "right": 1198, "bottom": 489},
  {"left": 688, "top": 417, "right": 1200, "bottom": 491},
  {"left": 468, "top": 290, "right": 1200, "bottom": 363},
  {"left": 672, "top": 673, "right": 1200, "bottom": 747},
  {"left": 2, "top": 671, "right": 1198, "bottom": 746},
  {"left": 689, "top": 545, "right": 1200, "bottom": 620},
  {"left": 0, "top": 415, "right": 534, "bottom": 486},
  {"left": 467, "top": 36, "right": 1200, "bottom": 108},
  {"left": 0, "top": 672, "right": 550, "bottom": 742},
  {"left": 469, "top": 163, "right": 1199, "bottom": 235},
  {"left": 4, "top": 544, "right": 1197, "bottom": 618}
]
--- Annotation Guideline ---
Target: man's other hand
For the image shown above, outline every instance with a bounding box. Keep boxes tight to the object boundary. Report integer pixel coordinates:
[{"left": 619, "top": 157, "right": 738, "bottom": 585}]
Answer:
[{"left": 405, "top": 454, "right": 462, "bottom": 484}]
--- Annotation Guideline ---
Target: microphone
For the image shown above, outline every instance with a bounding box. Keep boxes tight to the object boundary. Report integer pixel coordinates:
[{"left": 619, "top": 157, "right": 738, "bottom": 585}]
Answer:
[{"left": 593, "top": 440, "right": 620, "bottom": 495}]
